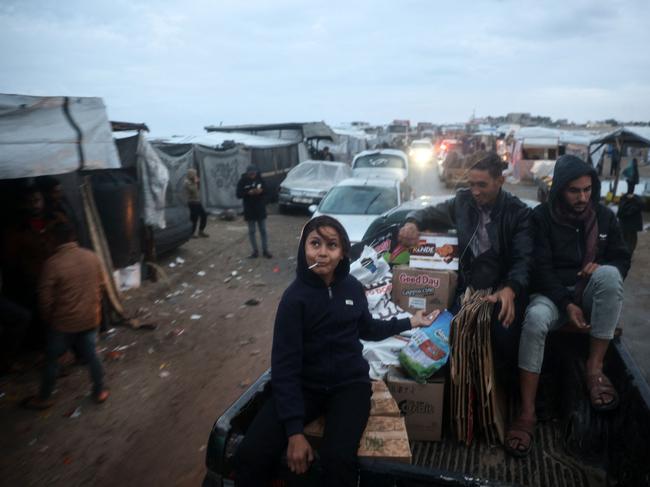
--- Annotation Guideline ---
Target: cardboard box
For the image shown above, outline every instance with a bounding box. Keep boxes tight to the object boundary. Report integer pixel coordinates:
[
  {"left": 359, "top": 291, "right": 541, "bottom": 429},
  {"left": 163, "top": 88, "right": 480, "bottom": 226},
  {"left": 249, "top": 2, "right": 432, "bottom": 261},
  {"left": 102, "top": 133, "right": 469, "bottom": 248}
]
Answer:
[
  {"left": 357, "top": 416, "right": 412, "bottom": 464},
  {"left": 409, "top": 233, "right": 459, "bottom": 270},
  {"left": 370, "top": 380, "right": 401, "bottom": 417},
  {"left": 304, "top": 413, "right": 412, "bottom": 463},
  {"left": 386, "top": 366, "right": 445, "bottom": 441},
  {"left": 391, "top": 266, "right": 457, "bottom": 314}
]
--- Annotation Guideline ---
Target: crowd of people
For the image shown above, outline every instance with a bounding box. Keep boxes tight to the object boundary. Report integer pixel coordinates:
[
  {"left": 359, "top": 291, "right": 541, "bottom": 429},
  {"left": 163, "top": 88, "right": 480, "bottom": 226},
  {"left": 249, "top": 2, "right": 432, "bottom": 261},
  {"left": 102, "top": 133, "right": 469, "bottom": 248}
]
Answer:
[{"left": 232, "top": 150, "right": 639, "bottom": 486}]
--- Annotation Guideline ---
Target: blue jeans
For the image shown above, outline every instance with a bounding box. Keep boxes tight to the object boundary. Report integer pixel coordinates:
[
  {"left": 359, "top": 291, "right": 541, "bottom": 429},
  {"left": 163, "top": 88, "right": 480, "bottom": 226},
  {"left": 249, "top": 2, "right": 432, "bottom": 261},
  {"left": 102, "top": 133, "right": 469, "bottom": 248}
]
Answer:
[
  {"left": 247, "top": 219, "right": 268, "bottom": 254},
  {"left": 518, "top": 265, "right": 623, "bottom": 374},
  {"left": 40, "top": 329, "right": 104, "bottom": 399}
]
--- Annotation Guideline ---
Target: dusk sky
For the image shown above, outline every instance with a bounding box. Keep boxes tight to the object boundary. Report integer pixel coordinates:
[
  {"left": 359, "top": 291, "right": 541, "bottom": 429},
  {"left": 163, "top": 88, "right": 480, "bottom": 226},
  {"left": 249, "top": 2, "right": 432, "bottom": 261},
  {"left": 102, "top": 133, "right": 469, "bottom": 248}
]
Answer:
[{"left": 1, "top": 0, "right": 648, "bottom": 135}]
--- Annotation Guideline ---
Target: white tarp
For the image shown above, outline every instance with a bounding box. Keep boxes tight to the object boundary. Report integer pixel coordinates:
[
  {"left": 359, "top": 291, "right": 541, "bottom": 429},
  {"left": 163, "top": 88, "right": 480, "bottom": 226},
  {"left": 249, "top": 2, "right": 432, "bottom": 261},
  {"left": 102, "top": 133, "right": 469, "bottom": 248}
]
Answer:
[
  {"left": 0, "top": 94, "right": 120, "bottom": 179},
  {"left": 152, "top": 132, "right": 297, "bottom": 149},
  {"left": 136, "top": 133, "right": 169, "bottom": 229}
]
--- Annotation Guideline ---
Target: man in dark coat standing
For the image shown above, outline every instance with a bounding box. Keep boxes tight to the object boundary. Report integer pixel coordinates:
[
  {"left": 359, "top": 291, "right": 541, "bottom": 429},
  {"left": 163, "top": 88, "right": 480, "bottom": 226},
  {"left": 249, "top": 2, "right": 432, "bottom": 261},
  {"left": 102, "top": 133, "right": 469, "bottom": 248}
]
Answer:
[{"left": 237, "top": 165, "right": 272, "bottom": 258}]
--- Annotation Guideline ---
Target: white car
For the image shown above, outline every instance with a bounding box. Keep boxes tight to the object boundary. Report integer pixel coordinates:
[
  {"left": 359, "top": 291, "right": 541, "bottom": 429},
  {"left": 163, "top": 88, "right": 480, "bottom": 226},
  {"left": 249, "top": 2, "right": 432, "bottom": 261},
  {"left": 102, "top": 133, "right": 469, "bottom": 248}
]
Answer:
[
  {"left": 352, "top": 149, "right": 409, "bottom": 183},
  {"left": 278, "top": 160, "right": 353, "bottom": 212},
  {"left": 311, "top": 177, "right": 402, "bottom": 243},
  {"left": 408, "top": 139, "right": 435, "bottom": 166},
  {"left": 351, "top": 149, "right": 412, "bottom": 200}
]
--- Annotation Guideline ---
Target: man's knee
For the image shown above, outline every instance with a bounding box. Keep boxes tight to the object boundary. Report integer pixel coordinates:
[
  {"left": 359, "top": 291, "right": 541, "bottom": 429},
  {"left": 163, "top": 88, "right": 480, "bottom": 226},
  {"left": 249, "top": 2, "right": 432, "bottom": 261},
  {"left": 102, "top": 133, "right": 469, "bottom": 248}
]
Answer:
[
  {"left": 592, "top": 265, "right": 623, "bottom": 290},
  {"left": 521, "top": 301, "right": 554, "bottom": 340}
]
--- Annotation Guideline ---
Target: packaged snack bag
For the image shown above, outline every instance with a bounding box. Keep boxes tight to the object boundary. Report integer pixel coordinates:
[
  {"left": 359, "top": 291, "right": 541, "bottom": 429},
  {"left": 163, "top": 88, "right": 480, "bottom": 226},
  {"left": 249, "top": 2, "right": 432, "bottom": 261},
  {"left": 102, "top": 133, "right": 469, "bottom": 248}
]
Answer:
[{"left": 399, "top": 310, "right": 453, "bottom": 383}]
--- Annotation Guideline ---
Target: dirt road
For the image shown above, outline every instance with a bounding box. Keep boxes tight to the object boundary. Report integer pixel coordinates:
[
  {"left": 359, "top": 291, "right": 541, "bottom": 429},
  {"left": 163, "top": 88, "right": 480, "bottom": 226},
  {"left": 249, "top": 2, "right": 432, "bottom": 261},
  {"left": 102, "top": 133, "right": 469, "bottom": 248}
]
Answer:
[{"left": 1, "top": 176, "right": 648, "bottom": 486}]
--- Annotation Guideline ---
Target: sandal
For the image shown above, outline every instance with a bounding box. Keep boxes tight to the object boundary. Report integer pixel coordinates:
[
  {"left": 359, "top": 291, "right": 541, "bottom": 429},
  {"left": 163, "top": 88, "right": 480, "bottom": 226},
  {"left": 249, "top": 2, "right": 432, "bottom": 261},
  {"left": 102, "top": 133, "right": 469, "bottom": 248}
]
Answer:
[
  {"left": 94, "top": 390, "right": 110, "bottom": 404},
  {"left": 504, "top": 417, "right": 535, "bottom": 458},
  {"left": 21, "top": 395, "right": 54, "bottom": 410},
  {"left": 586, "top": 372, "right": 619, "bottom": 412}
]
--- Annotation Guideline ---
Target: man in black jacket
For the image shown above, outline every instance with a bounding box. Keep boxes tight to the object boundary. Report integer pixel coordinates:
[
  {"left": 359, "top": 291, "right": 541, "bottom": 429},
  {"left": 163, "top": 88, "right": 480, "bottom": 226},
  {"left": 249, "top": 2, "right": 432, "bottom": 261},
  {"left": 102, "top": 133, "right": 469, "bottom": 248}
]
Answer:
[
  {"left": 236, "top": 165, "right": 272, "bottom": 258},
  {"left": 505, "top": 155, "right": 631, "bottom": 458},
  {"left": 399, "top": 151, "right": 533, "bottom": 365}
]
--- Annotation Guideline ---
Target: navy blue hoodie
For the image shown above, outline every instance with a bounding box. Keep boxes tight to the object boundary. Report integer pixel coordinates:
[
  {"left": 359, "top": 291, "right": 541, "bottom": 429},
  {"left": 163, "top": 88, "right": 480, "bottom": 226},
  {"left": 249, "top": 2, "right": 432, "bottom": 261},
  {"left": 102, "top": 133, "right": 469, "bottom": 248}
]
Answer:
[{"left": 271, "top": 228, "right": 411, "bottom": 438}]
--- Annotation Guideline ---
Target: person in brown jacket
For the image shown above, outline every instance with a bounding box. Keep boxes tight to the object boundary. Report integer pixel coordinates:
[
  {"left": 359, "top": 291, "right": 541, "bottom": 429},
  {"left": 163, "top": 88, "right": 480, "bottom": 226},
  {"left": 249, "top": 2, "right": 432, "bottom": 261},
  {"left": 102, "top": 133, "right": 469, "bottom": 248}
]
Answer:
[{"left": 23, "top": 222, "right": 109, "bottom": 409}]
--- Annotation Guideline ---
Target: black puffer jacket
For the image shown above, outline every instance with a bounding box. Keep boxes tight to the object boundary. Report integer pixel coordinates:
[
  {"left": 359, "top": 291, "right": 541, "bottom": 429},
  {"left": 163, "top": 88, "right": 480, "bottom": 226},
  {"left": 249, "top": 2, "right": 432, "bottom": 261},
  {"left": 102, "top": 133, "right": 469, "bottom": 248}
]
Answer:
[
  {"left": 530, "top": 155, "right": 631, "bottom": 310},
  {"left": 406, "top": 189, "right": 532, "bottom": 296},
  {"left": 271, "top": 227, "right": 411, "bottom": 437},
  {"left": 236, "top": 173, "right": 267, "bottom": 221}
]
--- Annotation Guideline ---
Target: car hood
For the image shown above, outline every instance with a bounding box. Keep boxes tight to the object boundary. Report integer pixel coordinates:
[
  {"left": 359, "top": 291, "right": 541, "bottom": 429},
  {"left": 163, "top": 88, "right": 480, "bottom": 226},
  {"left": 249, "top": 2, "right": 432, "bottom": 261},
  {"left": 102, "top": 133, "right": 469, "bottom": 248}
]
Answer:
[
  {"left": 281, "top": 179, "right": 333, "bottom": 193},
  {"left": 352, "top": 167, "right": 406, "bottom": 182},
  {"left": 312, "top": 211, "right": 380, "bottom": 243}
]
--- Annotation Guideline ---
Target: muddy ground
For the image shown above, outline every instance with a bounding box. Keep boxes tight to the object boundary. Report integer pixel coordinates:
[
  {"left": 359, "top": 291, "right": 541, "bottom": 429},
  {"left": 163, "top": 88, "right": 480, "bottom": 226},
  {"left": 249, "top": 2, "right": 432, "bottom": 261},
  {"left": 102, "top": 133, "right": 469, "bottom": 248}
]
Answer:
[{"left": 1, "top": 178, "right": 648, "bottom": 487}]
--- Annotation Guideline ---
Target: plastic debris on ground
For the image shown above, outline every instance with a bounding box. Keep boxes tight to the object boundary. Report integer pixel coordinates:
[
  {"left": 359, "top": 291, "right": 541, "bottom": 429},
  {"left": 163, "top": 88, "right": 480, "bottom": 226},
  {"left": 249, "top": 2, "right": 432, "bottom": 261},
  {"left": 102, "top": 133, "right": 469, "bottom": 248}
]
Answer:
[
  {"left": 225, "top": 313, "right": 235, "bottom": 319},
  {"left": 190, "top": 314, "right": 202, "bottom": 320},
  {"left": 159, "top": 371, "right": 171, "bottom": 379},
  {"left": 272, "top": 266, "right": 280, "bottom": 273},
  {"left": 65, "top": 407, "right": 82, "bottom": 419},
  {"left": 197, "top": 271, "right": 207, "bottom": 277},
  {"left": 166, "top": 327, "right": 185, "bottom": 338},
  {"left": 176, "top": 257, "right": 185, "bottom": 264}
]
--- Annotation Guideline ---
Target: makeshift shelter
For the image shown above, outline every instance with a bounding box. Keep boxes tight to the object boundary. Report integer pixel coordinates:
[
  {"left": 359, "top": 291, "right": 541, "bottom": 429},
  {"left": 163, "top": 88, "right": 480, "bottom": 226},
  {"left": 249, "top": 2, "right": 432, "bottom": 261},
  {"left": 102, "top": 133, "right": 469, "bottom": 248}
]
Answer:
[
  {"left": 0, "top": 94, "right": 127, "bottom": 324},
  {"left": 151, "top": 131, "right": 307, "bottom": 212},
  {"left": 590, "top": 128, "right": 650, "bottom": 196}
]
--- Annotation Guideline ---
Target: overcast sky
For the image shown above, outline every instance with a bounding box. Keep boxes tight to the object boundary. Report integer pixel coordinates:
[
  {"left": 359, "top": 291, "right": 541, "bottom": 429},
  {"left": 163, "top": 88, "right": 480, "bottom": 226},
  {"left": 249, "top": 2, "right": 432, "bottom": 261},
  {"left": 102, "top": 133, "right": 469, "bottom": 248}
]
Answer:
[{"left": 1, "top": 0, "right": 649, "bottom": 135}]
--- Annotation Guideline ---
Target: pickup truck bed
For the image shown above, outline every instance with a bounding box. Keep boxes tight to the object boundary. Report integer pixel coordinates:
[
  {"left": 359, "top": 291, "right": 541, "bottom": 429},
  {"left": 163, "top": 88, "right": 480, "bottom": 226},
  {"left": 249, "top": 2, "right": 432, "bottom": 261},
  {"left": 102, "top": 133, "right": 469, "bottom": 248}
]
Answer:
[{"left": 203, "top": 331, "right": 650, "bottom": 487}]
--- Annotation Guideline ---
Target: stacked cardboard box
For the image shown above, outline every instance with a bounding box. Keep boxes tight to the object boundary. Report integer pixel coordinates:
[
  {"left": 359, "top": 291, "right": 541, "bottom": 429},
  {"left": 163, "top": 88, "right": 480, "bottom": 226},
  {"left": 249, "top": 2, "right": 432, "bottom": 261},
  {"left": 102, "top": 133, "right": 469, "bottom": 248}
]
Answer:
[
  {"left": 392, "top": 266, "right": 457, "bottom": 315},
  {"left": 409, "top": 233, "right": 459, "bottom": 270},
  {"left": 304, "top": 380, "right": 411, "bottom": 463},
  {"left": 386, "top": 366, "right": 445, "bottom": 441}
]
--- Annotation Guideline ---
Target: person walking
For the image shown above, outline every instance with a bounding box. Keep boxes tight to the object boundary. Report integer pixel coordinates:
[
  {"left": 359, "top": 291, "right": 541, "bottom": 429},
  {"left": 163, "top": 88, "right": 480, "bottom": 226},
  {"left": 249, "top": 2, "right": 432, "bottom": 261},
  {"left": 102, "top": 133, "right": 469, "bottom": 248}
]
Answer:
[
  {"left": 22, "top": 222, "right": 110, "bottom": 409},
  {"left": 236, "top": 165, "right": 271, "bottom": 258},
  {"left": 184, "top": 168, "right": 209, "bottom": 238},
  {"left": 617, "top": 185, "right": 644, "bottom": 255}
]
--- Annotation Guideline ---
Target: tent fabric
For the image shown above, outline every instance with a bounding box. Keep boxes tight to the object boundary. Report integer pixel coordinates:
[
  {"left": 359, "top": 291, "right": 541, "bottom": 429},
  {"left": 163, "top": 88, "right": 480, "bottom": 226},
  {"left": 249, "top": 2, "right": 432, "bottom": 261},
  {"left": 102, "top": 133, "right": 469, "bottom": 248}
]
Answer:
[
  {"left": 154, "top": 145, "right": 195, "bottom": 208},
  {"left": 195, "top": 145, "right": 251, "bottom": 211},
  {"left": 152, "top": 132, "right": 296, "bottom": 149},
  {"left": 204, "top": 122, "right": 336, "bottom": 141},
  {"left": 522, "top": 137, "right": 558, "bottom": 148},
  {"left": 0, "top": 94, "right": 120, "bottom": 179},
  {"left": 114, "top": 134, "right": 169, "bottom": 229},
  {"left": 590, "top": 128, "right": 650, "bottom": 148},
  {"left": 136, "top": 134, "right": 169, "bottom": 229}
]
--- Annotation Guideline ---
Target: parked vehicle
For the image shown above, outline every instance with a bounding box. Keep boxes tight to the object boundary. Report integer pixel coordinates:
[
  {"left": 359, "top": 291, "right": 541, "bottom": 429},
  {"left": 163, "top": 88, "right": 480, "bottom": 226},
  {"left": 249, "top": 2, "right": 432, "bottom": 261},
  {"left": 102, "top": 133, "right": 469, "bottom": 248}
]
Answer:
[
  {"left": 202, "top": 197, "right": 650, "bottom": 487},
  {"left": 278, "top": 160, "right": 352, "bottom": 212},
  {"left": 352, "top": 149, "right": 412, "bottom": 200},
  {"left": 309, "top": 177, "right": 402, "bottom": 243}
]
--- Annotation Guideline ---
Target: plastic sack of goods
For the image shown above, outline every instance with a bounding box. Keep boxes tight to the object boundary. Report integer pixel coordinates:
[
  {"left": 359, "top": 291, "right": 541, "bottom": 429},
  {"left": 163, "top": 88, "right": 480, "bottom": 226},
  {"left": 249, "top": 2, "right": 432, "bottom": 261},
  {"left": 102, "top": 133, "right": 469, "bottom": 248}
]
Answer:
[{"left": 399, "top": 310, "right": 453, "bottom": 383}]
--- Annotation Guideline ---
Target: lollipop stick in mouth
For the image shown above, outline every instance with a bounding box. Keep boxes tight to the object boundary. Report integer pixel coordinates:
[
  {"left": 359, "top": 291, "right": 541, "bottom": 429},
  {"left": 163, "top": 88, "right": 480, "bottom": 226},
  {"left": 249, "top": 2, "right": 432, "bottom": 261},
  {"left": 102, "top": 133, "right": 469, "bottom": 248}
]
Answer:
[{"left": 308, "top": 262, "right": 319, "bottom": 270}]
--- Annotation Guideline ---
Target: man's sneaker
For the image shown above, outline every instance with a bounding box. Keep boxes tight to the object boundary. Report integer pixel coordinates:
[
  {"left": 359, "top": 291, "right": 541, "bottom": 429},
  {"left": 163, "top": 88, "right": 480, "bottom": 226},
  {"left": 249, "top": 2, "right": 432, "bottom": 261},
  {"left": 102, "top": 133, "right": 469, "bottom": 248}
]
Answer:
[
  {"left": 248, "top": 252, "right": 259, "bottom": 259},
  {"left": 199, "top": 231, "right": 209, "bottom": 238},
  {"left": 263, "top": 251, "right": 273, "bottom": 259}
]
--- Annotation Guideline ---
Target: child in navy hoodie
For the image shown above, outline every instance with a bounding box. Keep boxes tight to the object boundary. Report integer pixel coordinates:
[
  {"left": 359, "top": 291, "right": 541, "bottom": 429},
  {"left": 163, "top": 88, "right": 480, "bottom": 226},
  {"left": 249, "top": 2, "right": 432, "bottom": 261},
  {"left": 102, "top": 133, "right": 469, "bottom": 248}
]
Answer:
[{"left": 235, "top": 215, "right": 435, "bottom": 487}]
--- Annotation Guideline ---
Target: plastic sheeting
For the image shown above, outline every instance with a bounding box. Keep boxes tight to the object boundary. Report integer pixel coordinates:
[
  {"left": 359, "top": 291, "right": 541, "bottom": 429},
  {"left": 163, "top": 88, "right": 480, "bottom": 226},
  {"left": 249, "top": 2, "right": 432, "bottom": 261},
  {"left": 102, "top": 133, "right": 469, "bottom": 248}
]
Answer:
[
  {"left": 136, "top": 134, "right": 169, "bottom": 229},
  {"left": 0, "top": 94, "right": 120, "bottom": 179},
  {"left": 282, "top": 160, "right": 352, "bottom": 191}
]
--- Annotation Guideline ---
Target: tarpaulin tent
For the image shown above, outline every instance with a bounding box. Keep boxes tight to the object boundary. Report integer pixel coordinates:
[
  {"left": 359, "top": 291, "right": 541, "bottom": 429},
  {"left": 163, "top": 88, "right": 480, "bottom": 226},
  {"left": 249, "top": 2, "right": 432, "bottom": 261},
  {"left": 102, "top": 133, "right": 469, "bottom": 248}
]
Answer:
[
  {"left": 0, "top": 94, "right": 120, "bottom": 179},
  {"left": 590, "top": 128, "right": 650, "bottom": 196},
  {"left": 151, "top": 131, "right": 305, "bottom": 212}
]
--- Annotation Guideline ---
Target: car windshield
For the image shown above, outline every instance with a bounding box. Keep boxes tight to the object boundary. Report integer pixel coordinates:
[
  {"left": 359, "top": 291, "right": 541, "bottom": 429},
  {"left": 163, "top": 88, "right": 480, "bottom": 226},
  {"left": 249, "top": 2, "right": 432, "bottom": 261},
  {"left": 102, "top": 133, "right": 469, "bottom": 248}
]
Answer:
[
  {"left": 411, "top": 142, "right": 432, "bottom": 149},
  {"left": 319, "top": 185, "right": 398, "bottom": 215},
  {"left": 354, "top": 154, "right": 406, "bottom": 170}
]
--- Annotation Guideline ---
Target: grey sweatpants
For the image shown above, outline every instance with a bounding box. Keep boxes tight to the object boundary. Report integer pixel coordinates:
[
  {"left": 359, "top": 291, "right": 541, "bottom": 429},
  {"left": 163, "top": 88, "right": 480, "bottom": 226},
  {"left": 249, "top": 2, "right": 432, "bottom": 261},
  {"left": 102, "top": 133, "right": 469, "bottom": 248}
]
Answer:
[{"left": 518, "top": 265, "right": 623, "bottom": 374}]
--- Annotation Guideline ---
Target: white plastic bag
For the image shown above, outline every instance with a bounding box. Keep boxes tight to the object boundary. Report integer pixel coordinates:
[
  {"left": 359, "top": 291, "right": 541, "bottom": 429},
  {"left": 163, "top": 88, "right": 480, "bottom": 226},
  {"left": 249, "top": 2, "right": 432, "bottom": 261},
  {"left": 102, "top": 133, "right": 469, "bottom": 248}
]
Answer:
[{"left": 350, "top": 246, "right": 390, "bottom": 286}]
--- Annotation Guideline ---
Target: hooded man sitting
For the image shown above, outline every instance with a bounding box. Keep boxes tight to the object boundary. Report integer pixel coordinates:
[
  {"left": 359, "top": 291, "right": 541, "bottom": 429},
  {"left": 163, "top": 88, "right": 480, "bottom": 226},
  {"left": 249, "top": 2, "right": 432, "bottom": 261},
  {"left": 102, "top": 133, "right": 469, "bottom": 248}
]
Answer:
[{"left": 506, "top": 155, "right": 631, "bottom": 457}]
